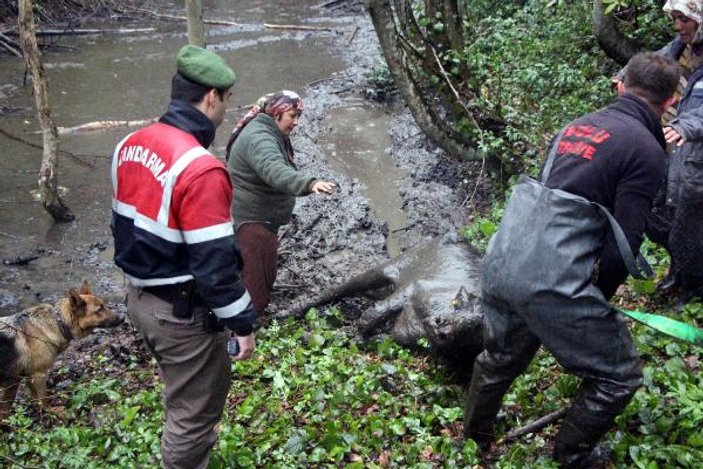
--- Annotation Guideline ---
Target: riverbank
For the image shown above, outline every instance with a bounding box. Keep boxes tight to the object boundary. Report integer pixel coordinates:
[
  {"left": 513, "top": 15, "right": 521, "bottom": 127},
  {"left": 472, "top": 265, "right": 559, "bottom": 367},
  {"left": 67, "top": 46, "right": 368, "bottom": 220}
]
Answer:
[
  {"left": 271, "top": 2, "right": 488, "bottom": 314},
  {"left": 1, "top": 0, "right": 486, "bottom": 318},
  {"left": 0, "top": 0, "right": 486, "bottom": 406}
]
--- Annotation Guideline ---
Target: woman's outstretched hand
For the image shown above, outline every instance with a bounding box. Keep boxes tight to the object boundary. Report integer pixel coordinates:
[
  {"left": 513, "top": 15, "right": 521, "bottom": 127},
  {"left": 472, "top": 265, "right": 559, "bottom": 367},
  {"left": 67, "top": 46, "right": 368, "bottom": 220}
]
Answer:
[{"left": 310, "top": 180, "right": 336, "bottom": 195}]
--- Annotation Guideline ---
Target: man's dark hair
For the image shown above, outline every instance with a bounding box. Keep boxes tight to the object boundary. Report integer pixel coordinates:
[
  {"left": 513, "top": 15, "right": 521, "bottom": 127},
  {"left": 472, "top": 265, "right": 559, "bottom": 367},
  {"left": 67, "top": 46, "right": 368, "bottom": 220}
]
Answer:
[
  {"left": 624, "top": 52, "right": 680, "bottom": 106},
  {"left": 171, "top": 73, "right": 229, "bottom": 103}
]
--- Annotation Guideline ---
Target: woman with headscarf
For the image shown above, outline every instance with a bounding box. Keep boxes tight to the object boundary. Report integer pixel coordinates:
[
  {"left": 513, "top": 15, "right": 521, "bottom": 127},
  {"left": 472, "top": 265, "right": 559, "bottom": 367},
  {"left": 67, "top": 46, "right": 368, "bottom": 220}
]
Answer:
[
  {"left": 226, "top": 90, "right": 335, "bottom": 314},
  {"left": 649, "top": 0, "right": 703, "bottom": 305}
]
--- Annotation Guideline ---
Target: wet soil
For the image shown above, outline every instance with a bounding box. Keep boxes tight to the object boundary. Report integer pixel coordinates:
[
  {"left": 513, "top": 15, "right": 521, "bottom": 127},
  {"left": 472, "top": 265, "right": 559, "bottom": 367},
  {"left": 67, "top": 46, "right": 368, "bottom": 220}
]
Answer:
[
  {"left": 267, "top": 4, "right": 492, "bottom": 315},
  {"left": 0, "top": 1, "right": 491, "bottom": 387}
]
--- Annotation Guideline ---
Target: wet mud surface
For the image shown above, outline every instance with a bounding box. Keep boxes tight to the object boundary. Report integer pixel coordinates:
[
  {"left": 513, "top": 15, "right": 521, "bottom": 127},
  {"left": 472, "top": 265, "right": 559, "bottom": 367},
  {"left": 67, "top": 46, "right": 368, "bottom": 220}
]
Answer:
[
  {"left": 269, "top": 5, "right": 491, "bottom": 317},
  {"left": 0, "top": 1, "right": 490, "bottom": 371}
]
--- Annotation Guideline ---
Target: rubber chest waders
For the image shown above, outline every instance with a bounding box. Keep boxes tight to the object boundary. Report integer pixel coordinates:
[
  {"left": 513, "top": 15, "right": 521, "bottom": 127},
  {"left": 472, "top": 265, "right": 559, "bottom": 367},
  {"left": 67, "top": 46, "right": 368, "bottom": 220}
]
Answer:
[
  {"left": 483, "top": 134, "right": 703, "bottom": 346},
  {"left": 483, "top": 133, "right": 651, "bottom": 316}
]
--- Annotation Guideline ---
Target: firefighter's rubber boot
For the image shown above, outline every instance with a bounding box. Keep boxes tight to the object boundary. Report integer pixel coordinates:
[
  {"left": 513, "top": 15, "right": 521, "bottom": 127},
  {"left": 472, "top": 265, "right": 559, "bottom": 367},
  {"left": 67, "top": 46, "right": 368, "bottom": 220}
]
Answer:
[
  {"left": 553, "top": 408, "right": 614, "bottom": 469},
  {"left": 463, "top": 372, "right": 506, "bottom": 451}
]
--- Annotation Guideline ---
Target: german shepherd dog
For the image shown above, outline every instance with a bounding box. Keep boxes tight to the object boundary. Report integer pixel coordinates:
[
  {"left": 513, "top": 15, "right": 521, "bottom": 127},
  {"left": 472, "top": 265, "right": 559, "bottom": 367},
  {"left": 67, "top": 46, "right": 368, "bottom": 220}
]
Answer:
[{"left": 0, "top": 281, "right": 124, "bottom": 421}]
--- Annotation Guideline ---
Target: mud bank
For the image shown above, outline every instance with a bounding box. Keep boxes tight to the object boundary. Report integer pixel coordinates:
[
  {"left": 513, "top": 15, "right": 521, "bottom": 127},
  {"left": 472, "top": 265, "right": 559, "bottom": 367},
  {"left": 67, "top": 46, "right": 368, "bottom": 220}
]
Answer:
[
  {"left": 0, "top": 0, "right": 492, "bottom": 416},
  {"left": 272, "top": 5, "right": 488, "bottom": 316}
]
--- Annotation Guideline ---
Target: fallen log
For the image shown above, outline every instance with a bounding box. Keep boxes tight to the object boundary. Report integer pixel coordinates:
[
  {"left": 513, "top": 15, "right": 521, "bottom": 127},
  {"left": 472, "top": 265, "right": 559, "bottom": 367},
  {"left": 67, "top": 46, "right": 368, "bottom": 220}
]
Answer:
[
  {"left": 55, "top": 118, "right": 157, "bottom": 135},
  {"left": 0, "top": 32, "right": 22, "bottom": 57},
  {"left": 117, "top": 6, "right": 241, "bottom": 26},
  {"left": 321, "top": 0, "right": 347, "bottom": 8},
  {"left": 264, "top": 23, "right": 334, "bottom": 32},
  {"left": 111, "top": 6, "right": 330, "bottom": 31}
]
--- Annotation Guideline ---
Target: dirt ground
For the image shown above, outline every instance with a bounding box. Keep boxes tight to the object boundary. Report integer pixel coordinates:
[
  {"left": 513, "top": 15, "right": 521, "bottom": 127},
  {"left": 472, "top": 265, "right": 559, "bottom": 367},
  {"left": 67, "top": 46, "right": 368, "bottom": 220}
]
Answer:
[{"left": 2, "top": 0, "right": 491, "bottom": 389}]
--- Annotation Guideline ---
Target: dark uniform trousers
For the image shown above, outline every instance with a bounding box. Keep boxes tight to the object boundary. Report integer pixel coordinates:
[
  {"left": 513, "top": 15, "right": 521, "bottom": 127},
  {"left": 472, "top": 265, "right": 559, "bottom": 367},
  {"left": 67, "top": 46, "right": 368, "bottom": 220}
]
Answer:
[{"left": 127, "top": 284, "right": 230, "bottom": 469}]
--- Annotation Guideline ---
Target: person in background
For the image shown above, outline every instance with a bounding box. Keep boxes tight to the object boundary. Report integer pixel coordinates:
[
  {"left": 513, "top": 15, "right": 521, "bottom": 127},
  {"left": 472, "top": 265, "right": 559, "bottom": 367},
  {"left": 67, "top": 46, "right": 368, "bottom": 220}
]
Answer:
[
  {"left": 111, "top": 45, "right": 256, "bottom": 469},
  {"left": 464, "top": 52, "right": 680, "bottom": 468},
  {"left": 646, "top": 0, "right": 703, "bottom": 306},
  {"left": 226, "top": 90, "right": 335, "bottom": 315}
]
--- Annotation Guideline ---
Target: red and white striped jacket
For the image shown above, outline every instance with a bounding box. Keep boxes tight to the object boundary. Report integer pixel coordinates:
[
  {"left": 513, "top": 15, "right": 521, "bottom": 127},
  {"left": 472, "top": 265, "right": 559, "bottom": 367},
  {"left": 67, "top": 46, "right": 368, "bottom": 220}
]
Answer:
[{"left": 111, "top": 121, "right": 250, "bottom": 320}]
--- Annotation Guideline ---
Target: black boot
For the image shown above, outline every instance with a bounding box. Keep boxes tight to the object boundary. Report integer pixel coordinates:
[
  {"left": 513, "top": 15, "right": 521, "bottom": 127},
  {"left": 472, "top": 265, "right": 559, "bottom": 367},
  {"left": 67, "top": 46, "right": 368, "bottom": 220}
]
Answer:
[
  {"left": 463, "top": 385, "right": 500, "bottom": 451},
  {"left": 676, "top": 277, "right": 703, "bottom": 309},
  {"left": 463, "top": 324, "right": 541, "bottom": 452},
  {"left": 463, "top": 362, "right": 510, "bottom": 452},
  {"left": 553, "top": 438, "right": 611, "bottom": 469},
  {"left": 553, "top": 406, "right": 616, "bottom": 469}
]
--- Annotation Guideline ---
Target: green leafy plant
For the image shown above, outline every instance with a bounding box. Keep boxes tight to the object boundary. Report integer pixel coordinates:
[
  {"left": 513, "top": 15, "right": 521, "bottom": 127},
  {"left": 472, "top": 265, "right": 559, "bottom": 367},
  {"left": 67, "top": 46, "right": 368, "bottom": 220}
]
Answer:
[{"left": 2, "top": 300, "right": 701, "bottom": 467}]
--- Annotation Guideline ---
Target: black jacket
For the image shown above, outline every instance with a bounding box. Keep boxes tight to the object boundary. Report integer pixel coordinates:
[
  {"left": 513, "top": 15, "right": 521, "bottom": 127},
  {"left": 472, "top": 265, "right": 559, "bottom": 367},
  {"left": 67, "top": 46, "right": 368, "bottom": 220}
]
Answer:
[{"left": 543, "top": 93, "right": 667, "bottom": 299}]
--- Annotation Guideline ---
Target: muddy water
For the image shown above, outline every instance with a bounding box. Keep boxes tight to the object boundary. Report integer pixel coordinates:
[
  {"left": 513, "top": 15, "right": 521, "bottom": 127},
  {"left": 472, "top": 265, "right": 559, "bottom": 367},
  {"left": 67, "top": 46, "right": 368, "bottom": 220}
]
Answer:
[
  {"left": 321, "top": 99, "right": 408, "bottom": 257},
  {"left": 0, "top": 1, "right": 408, "bottom": 314}
]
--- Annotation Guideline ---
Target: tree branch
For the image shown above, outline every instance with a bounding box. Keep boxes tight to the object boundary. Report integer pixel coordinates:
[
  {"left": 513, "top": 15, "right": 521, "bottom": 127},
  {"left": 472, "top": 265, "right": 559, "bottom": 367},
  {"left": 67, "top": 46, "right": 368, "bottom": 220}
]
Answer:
[
  {"left": 498, "top": 408, "right": 568, "bottom": 445},
  {"left": 593, "top": 0, "right": 640, "bottom": 65},
  {"left": 365, "top": 0, "right": 482, "bottom": 161}
]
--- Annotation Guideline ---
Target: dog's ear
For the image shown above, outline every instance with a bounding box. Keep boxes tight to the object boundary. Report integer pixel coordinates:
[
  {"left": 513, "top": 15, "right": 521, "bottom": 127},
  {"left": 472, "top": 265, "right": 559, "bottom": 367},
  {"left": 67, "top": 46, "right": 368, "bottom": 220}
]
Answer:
[
  {"left": 80, "top": 280, "right": 91, "bottom": 295},
  {"left": 69, "top": 288, "right": 86, "bottom": 314}
]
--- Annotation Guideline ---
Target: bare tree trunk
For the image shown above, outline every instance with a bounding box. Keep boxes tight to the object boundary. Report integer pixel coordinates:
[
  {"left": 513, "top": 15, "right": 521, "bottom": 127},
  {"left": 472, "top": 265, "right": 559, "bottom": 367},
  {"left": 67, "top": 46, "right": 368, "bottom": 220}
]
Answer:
[
  {"left": 365, "top": 0, "right": 480, "bottom": 161},
  {"left": 185, "top": 0, "right": 205, "bottom": 47},
  {"left": 17, "top": 0, "right": 74, "bottom": 222},
  {"left": 443, "top": 0, "right": 463, "bottom": 53},
  {"left": 593, "top": 0, "right": 640, "bottom": 65}
]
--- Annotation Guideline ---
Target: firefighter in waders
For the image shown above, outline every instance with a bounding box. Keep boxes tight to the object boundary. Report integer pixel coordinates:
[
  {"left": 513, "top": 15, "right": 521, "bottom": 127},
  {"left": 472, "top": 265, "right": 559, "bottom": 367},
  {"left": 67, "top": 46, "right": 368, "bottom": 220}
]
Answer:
[{"left": 463, "top": 52, "right": 681, "bottom": 468}]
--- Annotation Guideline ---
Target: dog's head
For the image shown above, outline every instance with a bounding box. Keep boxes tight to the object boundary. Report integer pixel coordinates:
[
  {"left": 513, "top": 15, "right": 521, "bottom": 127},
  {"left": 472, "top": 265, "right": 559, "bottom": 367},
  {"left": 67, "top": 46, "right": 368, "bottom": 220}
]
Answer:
[{"left": 65, "top": 281, "right": 124, "bottom": 335}]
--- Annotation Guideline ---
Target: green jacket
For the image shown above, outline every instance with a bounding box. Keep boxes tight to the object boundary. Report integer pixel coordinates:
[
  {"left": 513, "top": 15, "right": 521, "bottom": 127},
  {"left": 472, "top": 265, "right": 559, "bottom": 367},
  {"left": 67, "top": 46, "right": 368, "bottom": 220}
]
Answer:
[{"left": 227, "top": 113, "right": 314, "bottom": 229}]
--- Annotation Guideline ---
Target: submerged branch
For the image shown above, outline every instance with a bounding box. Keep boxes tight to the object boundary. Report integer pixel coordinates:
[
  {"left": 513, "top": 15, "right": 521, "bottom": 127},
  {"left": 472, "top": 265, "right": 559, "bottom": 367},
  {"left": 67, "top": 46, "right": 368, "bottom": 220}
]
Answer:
[
  {"left": 346, "top": 25, "right": 358, "bottom": 44},
  {"left": 0, "top": 127, "right": 104, "bottom": 166},
  {"left": 3, "top": 254, "right": 39, "bottom": 266},
  {"left": 115, "top": 6, "right": 241, "bottom": 26},
  {"left": 55, "top": 118, "right": 157, "bottom": 135},
  {"left": 264, "top": 23, "right": 334, "bottom": 32},
  {"left": 3, "top": 27, "right": 156, "bottom": 36}
]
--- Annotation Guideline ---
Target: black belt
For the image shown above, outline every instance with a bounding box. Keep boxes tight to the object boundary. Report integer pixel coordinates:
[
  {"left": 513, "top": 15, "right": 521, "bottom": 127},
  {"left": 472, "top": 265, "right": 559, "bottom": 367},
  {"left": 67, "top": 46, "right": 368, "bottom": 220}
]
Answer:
[
  {"left": 141, "top": 284, "right": 176, "bottom": 303},
  {"left": 142, "top": 281, "right": 203, "bottom": 305}
]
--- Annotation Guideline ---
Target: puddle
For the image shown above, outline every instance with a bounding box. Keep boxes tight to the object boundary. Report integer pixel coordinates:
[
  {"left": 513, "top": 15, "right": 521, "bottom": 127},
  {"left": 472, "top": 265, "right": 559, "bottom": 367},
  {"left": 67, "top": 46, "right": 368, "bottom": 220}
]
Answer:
[{"left": 321, "top": 100, "right": 408, "bottom": 257}]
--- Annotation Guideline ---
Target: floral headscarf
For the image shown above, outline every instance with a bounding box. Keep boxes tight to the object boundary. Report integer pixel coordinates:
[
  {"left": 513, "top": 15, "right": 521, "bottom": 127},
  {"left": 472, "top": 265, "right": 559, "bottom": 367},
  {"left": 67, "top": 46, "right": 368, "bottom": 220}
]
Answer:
[
  {"left": 262, "top": 90, "right": 304, "bottom": 118},
  {"left": 664, "top": 0, "right": 703, "bottom": 44},
  {"left": 226, "top": 90, "right": 303, "bottom": 161}
]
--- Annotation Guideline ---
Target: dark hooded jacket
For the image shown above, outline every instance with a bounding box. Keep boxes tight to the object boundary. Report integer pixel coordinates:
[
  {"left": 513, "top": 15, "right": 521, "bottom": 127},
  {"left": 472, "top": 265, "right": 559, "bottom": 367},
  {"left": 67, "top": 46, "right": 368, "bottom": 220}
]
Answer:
[{"left": 543, "top": 93, "right": 667, "bottom": 298}]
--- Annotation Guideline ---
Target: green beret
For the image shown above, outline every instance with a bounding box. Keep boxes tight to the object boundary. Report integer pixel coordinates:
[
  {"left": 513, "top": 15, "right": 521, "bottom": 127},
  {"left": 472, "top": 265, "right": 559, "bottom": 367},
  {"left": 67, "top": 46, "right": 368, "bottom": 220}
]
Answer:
[{"left": 176, "top": 44, "right": 236, "bottom": 89}]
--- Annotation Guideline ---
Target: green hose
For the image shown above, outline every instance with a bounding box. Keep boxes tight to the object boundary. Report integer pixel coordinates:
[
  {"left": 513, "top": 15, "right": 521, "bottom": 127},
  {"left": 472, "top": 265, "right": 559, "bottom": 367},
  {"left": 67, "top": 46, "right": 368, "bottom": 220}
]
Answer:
[{"left": 620, "top": 309, "right": 703, "bottom": 346}]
